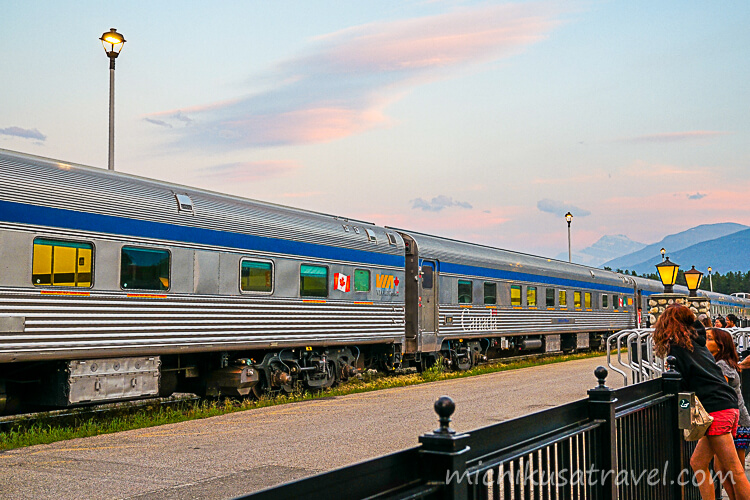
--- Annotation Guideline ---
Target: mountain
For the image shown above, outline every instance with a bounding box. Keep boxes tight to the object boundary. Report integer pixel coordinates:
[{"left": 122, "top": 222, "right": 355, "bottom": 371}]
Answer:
[
  {"left": 555, "top": 234, "right": 645, "bottom": 267},
  {"left": 617, "top": 228, "right": 750, "bottom": 275},
  {"left": 602, "top": 223, "right": 748, "bottom": 271}
]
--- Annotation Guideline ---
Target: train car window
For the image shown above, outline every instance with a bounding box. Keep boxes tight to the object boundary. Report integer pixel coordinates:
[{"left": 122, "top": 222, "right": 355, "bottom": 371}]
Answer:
[
  {"left": 484, "top": 282, "right": 497, "bottom": 304},
  {"left": 527, "top": 286, "right": 537, "bottom": 307},
  {"left": 354, "top": 269, "right": 370, "bottom": 292},
  {"left": 240, "top": 260, "right": 273, "bottom": 293},
  {"left": 546, "top": 288, "right": 555, "bottom": 307},
  {"left": 627, "top": 297, "right": 633, "bottom": 306},
  {"left": 574, "top": 291, "right": 582, "bottom": 308},
  {"left": 33, "top": 238, "right": 93, "bottom": 288},
  {"left": 602, "top": 294, "right": 609, "bottom": 308},
  {"left": 300, "top": 264, "right": 328, "bottom": 297},
  {"left": 120, "top": 247, "right": 170, "bottom": 291},
  {"left": 559, "top": 290, "right": 567, "bottom": 307},
  {"left": 613, "top": 295, "right": 620, "bottom": 309},
  {"left": 421, "top": 264, "right": 434, "bottom": 289},
  {"left": 511, "top": 285, "right": 521, "bottom": 306},
  {"left": 458, "top": 280, "right": 473, "bottom": 304},
  {"left": 585, "top": 292, "right": 592, "bottom": 308}
]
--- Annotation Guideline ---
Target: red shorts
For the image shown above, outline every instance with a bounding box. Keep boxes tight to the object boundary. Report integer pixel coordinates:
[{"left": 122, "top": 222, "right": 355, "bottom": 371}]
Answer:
[{"left": 706, "top": 408, "right": 740, "bottom": 437}]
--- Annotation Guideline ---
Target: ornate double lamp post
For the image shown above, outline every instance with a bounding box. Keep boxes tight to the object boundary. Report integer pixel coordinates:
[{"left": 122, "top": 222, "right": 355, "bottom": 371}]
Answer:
[
  {"left": 565, "top": 212, "right": 573, "bottom": 263},
  {"left": 684, "top": 266, "right": 704, "bottom": 297},
  {"left": 655, "top": 257, "right": 679, "bottom": 293},
  {"left": 100, "top": 28, "right": 126, "bottom": 171}
]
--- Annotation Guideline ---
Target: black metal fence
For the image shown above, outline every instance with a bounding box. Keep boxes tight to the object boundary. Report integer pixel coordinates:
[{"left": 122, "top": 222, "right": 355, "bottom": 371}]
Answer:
[{"left": 239, "top": 364, "right": 699, "bottom": 500}]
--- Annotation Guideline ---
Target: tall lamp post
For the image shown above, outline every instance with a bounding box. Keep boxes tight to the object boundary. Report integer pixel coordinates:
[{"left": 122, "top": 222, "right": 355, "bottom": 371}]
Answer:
[
  {"left": 707, "top": 266, "right": 713, "bottom": 292},
  {"left": 660, "top": 248, "right": 666, "bottom": 262},
  {"left": 100, "top": 28, "right": 126, "bottom": 171},
  {"left": 565, "top": 212, "right": 573, "bottom": 263},
  {"left": 655, "top": 257, "right": 679, "bottom": 294},
  {"left": 684, "top": 266, "right": 703, "bottom": 297}
]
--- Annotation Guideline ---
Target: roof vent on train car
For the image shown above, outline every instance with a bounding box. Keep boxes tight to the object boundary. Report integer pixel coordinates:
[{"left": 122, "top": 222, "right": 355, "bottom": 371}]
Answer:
[
  {"left": 352, "top": 226, "right": 360, "bottom": 234},
  {"left": 590, "top": 270, "right": 595, "bottom": 278},
  {"left": 342, "top": 224, "right": 350, "bottom": 232},
  {"left": 364, "top": 228, "right": 377, "bottom": 243},
  {"left": 386, "top": 233, "right": 397, "bottom": 245},
  {"left": 174, "top": 193, "right": 194, "bottom": 213}
]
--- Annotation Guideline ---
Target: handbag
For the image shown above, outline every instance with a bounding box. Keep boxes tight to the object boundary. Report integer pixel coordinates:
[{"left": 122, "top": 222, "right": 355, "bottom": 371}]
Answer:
[{"left": 684, "top": 396, "right": 714, "bottom": 441}]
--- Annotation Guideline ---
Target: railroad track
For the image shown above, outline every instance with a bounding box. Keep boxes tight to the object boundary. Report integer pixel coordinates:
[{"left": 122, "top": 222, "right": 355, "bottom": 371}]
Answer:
[
  {"left": 0, "top": 351, "right": 588, "bottom": 434},
  {"left": 0, "top": 393, "right": 200, "bottom": 434}
]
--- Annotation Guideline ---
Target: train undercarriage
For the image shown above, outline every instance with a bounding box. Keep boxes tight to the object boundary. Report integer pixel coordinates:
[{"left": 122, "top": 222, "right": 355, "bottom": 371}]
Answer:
[{"left": 0, "top": 332, "right": 606, "bottom": 415}]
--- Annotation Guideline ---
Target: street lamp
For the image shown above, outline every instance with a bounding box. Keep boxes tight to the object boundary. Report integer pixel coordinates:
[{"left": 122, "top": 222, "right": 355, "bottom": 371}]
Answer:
[
  {"left": 707, "top": 266, "right": 713, "bottom": 292},
  {"left": 100, "top": 28, "right": 126, "bottom": 171},
  {"left": 684, "top": 266, "right": 703, "bottom": 297},
  {"left": 660, "top": 248, "right": 666, "bottom": 262},
  {"left": 655, "top": 257, "right": 679, "bottom": 294},
  {"left": 565, "top": 212, "right": 573, "bottom": 263}
]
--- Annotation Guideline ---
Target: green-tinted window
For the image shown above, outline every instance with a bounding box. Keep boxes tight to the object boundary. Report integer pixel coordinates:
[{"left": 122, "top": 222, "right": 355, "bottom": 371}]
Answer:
[
  {"left": 527, "top": 286, "right": 537, "bottom": 307},
  {"left": 613, "top": 295, "right": 620, "bottom": 309},
  {"left": 585, "top": 292, "right": 592, "bottom": 308},
  {"left": 574, "top": 291, "right": 582, "bottom": 308},
  {"left": 458, "top": 280, "right": 473, "bottom": 304},
  {"left": 121, "top": 247, "right": 170, "bottom": 291},
  {"left": 602, "top": 294, "right": 609, "bottom": 308},
  {"left": 33, "top": 238, "right": 93, "bottom": 288},
  {"left": 484, "top": 282, "right": 497, "bottom": 305},
  {"left": 559, "top": 290, "right": 567, "bottom": 307},
  {"left": 546, "top": 288, "right": 555, "bottom": 307},
  {"left": 241, "top": 260, "right": 272, "bottom": 292},
  {"left": 354, "top": 269, "right": 370, "bottom": 292},
  {"left": 300, "top": 264, "right": 328, "bottom": 297},
  {"left": 511, "top": 285, "right": 521, "bottom": 306}
]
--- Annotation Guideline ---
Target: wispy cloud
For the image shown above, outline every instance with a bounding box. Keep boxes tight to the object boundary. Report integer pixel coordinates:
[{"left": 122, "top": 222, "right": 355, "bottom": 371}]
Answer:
[
  {"left": 622, "top": 131, "right": 731, "bottom": 144},
  {"left": 143, "top": 117, "right": 172, "bottom": 128},
  {"left": 146, "top": 2, "right": 567, "bottom": 150},
  {"left": 197, "top": 160, "right": 301, "bottom": 182},
  {"left": 0, "top": 126, "right": 46, "bottom": 141},
  {"left": 537, "top": 198, "right": 591, "bottom": 217},
  {"left": 687, "top": 192, "right": 706, "bottom": 200},
  {"left": 411, "top": 195, "right": 472, "bottom": 212}
]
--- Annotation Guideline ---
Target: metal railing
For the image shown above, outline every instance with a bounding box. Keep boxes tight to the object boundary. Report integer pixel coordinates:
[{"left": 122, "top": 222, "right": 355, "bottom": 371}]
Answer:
[
  {"left": 239, "top": 365, "right": 696, "bottom": 500},
  {"left": 608, "top": 327, "right": 750, "bottom": 387}
]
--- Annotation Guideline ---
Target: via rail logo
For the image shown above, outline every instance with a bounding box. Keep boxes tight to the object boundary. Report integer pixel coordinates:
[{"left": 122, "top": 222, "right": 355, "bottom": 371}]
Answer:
[{"left": 375, "top": 274, "right": 400, "bottom": 296}]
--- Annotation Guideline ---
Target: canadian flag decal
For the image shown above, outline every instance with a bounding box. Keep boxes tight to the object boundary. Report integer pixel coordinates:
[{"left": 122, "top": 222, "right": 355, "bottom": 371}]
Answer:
[{"left": 334, "top": 273, "right": 350, "bottom": 292}]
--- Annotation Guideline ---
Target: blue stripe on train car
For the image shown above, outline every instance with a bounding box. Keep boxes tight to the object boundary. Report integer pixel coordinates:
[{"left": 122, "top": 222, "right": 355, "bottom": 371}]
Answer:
[
  {"left": 438, "top": 261, "right": 635, "bottom": 294},
  {"left": 0, "top": 200, "right": 404, "bottom": 268}
]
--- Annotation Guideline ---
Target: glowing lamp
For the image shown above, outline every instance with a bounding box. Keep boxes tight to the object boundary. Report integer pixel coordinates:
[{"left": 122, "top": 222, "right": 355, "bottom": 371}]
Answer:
[
  {"left": 684, "top": 266, "right": 703, "bottom": 297},
  {"left": 100, "top": 28, "right": 126, "bottom": 58},
  {"left": 655, "top": 257, "right": 679, "bottom": 294},
  {"left": 565, "top": 212, "right": 573, "bottom": 225}
]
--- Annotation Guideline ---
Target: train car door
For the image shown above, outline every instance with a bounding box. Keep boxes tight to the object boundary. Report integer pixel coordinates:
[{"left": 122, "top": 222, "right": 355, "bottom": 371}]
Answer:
[{"left": 420, "top": 261, "right": 438, "bottom": 334}]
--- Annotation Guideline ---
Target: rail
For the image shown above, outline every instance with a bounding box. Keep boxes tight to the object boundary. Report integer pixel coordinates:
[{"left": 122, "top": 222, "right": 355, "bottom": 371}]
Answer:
[{"left": 239, "top": 362, "right": 697, "bottom": 500}]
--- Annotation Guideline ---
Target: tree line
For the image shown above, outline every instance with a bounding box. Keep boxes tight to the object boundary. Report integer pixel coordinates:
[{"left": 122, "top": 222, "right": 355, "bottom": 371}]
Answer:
[{"left": 602, "top": 268, "right": 750, "bottom": 295}]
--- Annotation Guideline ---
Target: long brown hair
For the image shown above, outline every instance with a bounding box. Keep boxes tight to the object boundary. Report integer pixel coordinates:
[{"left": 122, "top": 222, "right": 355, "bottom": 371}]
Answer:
[
  {"left": 653, "top": 304, "right": 696, "bottom": 358},
  {"left": 709, "top": 328, "right": 740, "bottom": 372}
]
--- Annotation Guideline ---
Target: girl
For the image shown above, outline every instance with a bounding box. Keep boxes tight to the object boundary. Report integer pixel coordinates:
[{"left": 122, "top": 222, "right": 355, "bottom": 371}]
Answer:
[
  {"left": 653, "top": 304, "right": 750, "bottom": 499},
  {"left": 706, "top": 328, "right": 750, "bottom": 500}
]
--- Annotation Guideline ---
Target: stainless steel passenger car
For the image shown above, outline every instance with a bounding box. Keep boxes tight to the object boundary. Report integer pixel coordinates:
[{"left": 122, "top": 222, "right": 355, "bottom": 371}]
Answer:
[
  {"left": 0, "top": 148, "right": 747, "bottom": 412},
  {"left": 0, "top": 149, "right": 406, "bottom": 410}
]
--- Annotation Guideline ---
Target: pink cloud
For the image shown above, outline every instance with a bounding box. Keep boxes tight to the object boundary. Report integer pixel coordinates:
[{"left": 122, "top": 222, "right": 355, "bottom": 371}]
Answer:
[
  {"left": 198, "top": 160, "right": 301, "bottom": 182},
  {"left": 146, "top": 2, "right": 568, "bottom": 150}
]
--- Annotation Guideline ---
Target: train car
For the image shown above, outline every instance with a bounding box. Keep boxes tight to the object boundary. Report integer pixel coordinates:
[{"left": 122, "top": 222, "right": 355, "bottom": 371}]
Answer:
[
  {"left": 0, "top": 149, "right": 406, "bottom": 411},
  {"left": 0, "top": 148, "right": 747, "bottom": 413},
  {"left": 396, "top": 231, "right": 644, "bottom": 370}
]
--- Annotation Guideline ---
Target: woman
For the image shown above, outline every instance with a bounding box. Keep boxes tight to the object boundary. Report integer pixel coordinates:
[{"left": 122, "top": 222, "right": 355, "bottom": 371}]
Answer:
[
  {"left": 716, "top": 316, "right": 728, "bottom": 328},
  {"left": 706, "top": 328, "right": 750, "bottom": 500},
  {"left": 653, "top": 304, "right": 750, "bottom": 499}
]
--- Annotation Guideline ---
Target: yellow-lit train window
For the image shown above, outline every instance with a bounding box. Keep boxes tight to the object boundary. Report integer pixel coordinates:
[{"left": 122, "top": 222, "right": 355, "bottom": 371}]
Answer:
[
  {"left": 585, "top": 292, "right": 592, "bottom": 308},
  {"left": 33, "top": 238, "right": 93, "bottom": 288},
  {"left": 574, "top": 291, "right": 582, "bottom": 308}
]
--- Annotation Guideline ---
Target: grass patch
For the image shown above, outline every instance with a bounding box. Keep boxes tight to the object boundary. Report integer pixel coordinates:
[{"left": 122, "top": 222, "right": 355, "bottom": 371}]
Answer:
[{"left": 0, "top": 350, "right": 607, "bottom": 451}]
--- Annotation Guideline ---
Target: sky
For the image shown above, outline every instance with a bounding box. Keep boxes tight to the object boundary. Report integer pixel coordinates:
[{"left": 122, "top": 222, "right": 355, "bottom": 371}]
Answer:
[{"left": 2, "top": 1, "right": 749, "bottom": 260}]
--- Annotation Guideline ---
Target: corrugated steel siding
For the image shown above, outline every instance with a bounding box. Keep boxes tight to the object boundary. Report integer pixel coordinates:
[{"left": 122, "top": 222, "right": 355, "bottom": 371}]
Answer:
[
  {"left": 0, "top": 290, "right": 405, "bottom": 362},
  {"left": 0, "top": 150, "right": 402, "bottom": 258}
]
